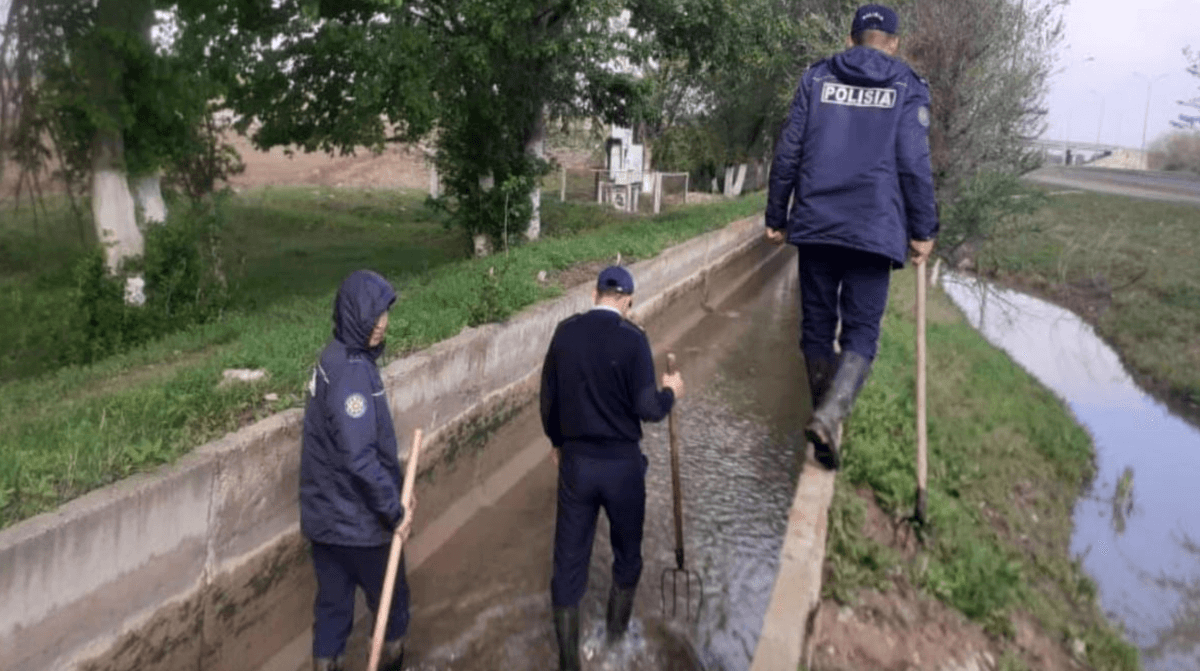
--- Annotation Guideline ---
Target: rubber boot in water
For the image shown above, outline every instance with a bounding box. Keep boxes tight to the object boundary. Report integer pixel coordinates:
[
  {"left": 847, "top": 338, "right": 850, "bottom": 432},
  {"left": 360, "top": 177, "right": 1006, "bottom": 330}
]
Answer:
[
  {"left": 553, "top": 606, "right": 581, "bottom": 671},
  {"left": 381, "top": 637, "right": 405, "bottom": 671},
  {"left": 606, "top": 583, "right": 637, "bottom": 644},
  {"left": 806, "top": 351, "right": 872, "bottom": 470},
  {"left": 312, "top": 655, "right": 345, "bottom": 671}
]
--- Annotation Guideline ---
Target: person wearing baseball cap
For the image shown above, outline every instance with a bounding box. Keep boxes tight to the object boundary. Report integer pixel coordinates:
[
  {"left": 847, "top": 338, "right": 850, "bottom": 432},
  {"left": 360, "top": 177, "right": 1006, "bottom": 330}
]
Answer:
[
  {"left": 764, "top": 3, "right": 939, "bottom": 470},
  {"left": 539, "top": 265, "right": 684, "bottom": 670}
]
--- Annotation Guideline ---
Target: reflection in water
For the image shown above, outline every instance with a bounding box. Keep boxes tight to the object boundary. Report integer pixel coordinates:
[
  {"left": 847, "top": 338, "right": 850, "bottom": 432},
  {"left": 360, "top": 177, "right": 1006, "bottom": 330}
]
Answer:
[
  {"left": 1111, "top": 467, "right": 1134, "bottom": 536},
  {"left": 1143, "top": 534, "right": 1200, "bottom": 667},
  {"left": 942, "top": 273, "right": 1200, "bottom": 671}
]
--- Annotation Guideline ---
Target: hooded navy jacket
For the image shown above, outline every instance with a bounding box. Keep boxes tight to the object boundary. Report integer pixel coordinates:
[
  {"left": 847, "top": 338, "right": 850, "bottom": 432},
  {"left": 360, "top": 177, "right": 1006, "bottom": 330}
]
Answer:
[
  {"left": 766, "top": 46, "right": 939, "bottom": 267},
  {"left": 300, "top": 270, "right": 403, "bottom": 547}
]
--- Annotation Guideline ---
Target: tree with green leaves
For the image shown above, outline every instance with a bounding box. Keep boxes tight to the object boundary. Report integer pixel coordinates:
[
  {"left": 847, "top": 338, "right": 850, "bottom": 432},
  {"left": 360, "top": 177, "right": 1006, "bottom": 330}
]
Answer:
[
  {"left": 631, "top": 0, "right": 851, "bottom": 184},
  {"left": 185, "top": 0, "right": 650, "bottom": 255},
  {"left": 2, "top": 0, "right": 224, "bottom": 274}
]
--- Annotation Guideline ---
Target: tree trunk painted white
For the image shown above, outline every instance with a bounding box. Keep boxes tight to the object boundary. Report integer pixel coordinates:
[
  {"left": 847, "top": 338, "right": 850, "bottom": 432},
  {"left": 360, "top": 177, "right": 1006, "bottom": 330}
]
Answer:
[
  {"left": 472, "top": 233, "right": 493, "bottom": 258},
  {"left": 133, "top": 173, "right": 167, "bottom": 225},
  {"left": 525, "top": 105, "right": 546, "bottom": 241},
  {"left": 93, "top": 136, "right": 143, "bottom": 274},
  {"left": 731, "top": 163, "right": 747, "bottom": 196}
]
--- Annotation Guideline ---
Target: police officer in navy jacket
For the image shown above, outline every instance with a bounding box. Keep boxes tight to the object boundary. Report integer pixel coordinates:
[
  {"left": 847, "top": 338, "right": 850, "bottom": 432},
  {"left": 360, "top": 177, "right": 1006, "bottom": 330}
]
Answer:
[
  {"left": 300, "top": 270, "right": 412, "bottom": 671},
  {"left": 540, "top": 266, "right": 685, "bottom": 671},
  {"left": 765, "top": 4, "right": 939, "bottom": 469}
]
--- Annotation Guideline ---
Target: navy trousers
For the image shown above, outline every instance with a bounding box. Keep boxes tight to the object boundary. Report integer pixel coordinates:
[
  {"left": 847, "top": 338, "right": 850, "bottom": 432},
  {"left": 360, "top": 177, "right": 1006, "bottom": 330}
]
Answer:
[
  {"left": 550, "top": 450, "right": 649, "bottom": 608},
  {"left": 310, "top": 542, "right": 410, "bottom": 658},
  {"left": 796, "top": 244, "right": 892, "bottom": 363}
]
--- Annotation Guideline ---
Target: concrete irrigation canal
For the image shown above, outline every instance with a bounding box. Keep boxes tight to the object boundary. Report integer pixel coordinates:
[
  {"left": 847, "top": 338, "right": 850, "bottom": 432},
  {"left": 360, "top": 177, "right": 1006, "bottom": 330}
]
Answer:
[
  {"left": 0, "top": 216, "right": 835, "bottom": 671},
  {"left": 7, "top": 208, "right": 1190, "bottom": 671}
]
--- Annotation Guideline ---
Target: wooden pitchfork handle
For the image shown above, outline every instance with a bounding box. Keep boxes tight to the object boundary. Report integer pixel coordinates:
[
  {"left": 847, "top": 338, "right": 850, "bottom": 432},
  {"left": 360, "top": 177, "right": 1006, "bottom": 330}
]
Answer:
[
  {"left": 667, "top": 353, "right": 686, "bottom": 570},
  {"left": 367, "top": 428, "right": 423, "bottom": 671},
  {"left": 915, "top": 259, "right": 929, "bottom": 524}
]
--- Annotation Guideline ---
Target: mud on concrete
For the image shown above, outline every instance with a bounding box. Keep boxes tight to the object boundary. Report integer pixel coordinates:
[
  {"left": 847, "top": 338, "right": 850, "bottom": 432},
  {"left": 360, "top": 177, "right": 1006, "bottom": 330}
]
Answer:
[{"left": 82, "top": 535, "right": 313, "bottom": 671}]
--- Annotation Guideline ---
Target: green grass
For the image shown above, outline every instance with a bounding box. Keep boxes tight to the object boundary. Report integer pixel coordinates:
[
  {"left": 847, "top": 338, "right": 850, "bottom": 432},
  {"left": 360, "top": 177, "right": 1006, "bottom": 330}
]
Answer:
[
  {"left": 979, "top": 189, "right": 1200, "bottom": 414},
  {"left": 0, "top": 187, "right": 764, "bottom": 528},
  {"left": 822, "top": 265, "right": 1140, "bottom": 671}
]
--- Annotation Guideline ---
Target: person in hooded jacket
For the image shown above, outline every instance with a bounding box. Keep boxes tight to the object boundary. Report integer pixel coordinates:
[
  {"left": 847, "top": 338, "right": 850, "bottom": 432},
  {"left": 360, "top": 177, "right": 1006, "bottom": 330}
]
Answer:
[
  {"left": 300, "top": 269, "right": 412, "bottom": 671},
  {"left": 765, "top": 3, "right": 939, "bottom": 470}
]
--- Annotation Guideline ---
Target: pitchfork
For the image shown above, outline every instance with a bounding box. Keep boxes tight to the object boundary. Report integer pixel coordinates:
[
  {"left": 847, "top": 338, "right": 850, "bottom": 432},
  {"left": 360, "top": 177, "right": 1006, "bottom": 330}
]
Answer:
[{"left": 660, "top": 353, "right": 703, "bottom": 622}]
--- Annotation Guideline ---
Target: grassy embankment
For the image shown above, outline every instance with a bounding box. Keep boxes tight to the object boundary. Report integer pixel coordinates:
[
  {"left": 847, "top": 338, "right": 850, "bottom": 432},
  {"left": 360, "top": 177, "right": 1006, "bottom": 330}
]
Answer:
[
  {"left": 0, "top": 187, "right": 764, "bottom": 529},
  {"left": 821, "top": 265, "right": 1140, "bottom": 671},
  {"left": 978, "top": 188, "right": 1200, "bottom": 422}
]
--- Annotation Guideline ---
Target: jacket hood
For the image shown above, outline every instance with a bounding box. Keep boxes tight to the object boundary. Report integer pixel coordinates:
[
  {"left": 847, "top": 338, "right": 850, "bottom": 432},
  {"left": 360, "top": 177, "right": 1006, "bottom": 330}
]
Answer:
[
  {"left": 829, "top": 46, "right": 907, "bottom": 87},
  {"left": 333, "top": 270, "right": 397, "bottom": 357}
]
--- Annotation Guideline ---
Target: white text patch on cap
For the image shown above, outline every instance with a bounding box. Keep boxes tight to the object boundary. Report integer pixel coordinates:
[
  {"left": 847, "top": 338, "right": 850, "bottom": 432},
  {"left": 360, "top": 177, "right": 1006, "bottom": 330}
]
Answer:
[{"left": 820, "top": 82, "right": 897, "bottom": 109}]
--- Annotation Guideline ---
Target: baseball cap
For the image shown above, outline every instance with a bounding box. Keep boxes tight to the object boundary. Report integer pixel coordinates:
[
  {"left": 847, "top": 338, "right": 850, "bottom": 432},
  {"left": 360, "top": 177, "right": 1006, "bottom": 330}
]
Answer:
[
  {"left": 851, "top": 4, "right": 899, "bottom": 35},
  {"left": 596, "top": 266, "right": 634, "bottom": 295}
]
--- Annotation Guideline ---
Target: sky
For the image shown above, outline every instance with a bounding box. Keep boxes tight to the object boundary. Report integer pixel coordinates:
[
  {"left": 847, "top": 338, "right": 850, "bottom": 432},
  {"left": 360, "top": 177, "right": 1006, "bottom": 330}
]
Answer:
[{"left": 1044, "top": 0, "right": 1200, "bottom": 150}]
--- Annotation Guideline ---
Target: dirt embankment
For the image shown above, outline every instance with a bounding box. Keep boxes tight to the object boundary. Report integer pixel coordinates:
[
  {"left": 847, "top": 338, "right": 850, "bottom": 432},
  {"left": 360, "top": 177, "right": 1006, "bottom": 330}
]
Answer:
[{"left": 809, "top": 491, "right": 1085, "bottom": 671}]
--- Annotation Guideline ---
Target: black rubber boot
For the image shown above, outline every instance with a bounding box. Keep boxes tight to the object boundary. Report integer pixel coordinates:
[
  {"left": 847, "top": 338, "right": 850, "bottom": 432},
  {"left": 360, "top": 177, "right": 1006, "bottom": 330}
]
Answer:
[
  {"left": 806, "top": 351, "right": 872, "bottom": 470},
  {"left": 605, "top": 583, "right": 637, "bottom": 643},
  {"left": 312, "top": 655, "right": 345, "bottom": 671},
  {"left": 553, "top": 606, "right": 581, "bottom": 671},
  {"left": 805, "top": 354, "right": 838, "bottom": 410},
  {"left": 381, "top": 637, "right": 405, "bottom": 671}
]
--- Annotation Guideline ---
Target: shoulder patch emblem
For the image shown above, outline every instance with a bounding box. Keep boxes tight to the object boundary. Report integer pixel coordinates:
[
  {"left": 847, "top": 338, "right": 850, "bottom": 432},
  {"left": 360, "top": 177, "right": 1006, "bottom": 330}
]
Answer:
[
  {"left": 918, "top": 106, "right": 930, "bottom": 128},
  {"left": 344, "top": 393, "right": 367, "bottom": 419}
]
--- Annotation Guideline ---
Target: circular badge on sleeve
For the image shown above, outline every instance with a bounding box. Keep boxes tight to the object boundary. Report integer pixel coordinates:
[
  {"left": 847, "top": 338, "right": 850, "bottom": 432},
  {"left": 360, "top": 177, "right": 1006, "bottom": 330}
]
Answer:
[
  {"left": 918, "top": 106, "right": 931, "bottom": 128},
  {"left": 344, "top": 393, "right": 367, "bottom": 419}
]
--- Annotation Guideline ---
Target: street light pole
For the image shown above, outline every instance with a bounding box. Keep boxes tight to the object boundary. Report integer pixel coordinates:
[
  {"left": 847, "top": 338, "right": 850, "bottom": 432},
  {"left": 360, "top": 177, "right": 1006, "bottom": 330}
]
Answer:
[
  {"left": 1133, "top": 71, "right": 1169, "bottom": 158},
  {"left": 1087, "top": 89, "right": 1105, "bottom": 145}
]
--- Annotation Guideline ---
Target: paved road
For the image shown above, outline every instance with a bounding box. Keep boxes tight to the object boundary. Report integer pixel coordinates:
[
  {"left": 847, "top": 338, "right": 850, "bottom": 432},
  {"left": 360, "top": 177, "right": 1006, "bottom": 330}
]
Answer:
[{"left": 1025, "top": 166, "right": 1200, "bottom": 206}]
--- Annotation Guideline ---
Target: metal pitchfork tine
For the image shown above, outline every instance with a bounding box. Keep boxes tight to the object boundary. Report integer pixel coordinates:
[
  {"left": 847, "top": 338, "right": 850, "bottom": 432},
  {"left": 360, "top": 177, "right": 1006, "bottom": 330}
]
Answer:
[{"left": 660, "top": 353, "right": 703, "bottom": 622}]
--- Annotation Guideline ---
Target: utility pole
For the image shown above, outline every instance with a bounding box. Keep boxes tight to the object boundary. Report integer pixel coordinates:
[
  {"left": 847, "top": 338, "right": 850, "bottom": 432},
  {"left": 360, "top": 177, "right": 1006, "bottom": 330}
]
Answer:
[{"left": 1133, "top": 72, "right": 1169, "bottom": 160}]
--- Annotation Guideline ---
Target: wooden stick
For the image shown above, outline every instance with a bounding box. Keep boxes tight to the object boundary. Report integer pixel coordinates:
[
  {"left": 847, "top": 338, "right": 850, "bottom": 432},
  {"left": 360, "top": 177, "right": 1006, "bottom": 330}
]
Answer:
[
  {"left": 366, "top": 428, "right": 423, "bottom": 671},
  {"left": 666, "top": 353, "right": 685, "bottom": 569},
  {"left": 915, "top": 260, "right": 929, "bottom": 522}
]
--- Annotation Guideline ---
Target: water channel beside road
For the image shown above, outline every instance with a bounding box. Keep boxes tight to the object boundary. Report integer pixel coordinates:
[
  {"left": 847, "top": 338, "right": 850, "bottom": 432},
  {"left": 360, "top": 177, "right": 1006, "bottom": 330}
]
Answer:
[{"left": 942, "top": 273, "right": 1200, "bottom": 671}]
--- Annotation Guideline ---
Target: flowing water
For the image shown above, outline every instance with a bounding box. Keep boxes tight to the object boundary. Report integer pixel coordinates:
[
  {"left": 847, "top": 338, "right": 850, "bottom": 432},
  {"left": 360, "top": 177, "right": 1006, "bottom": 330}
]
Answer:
[
  {"left": 942, "top": 273, "right": 1200, "bottom": 671},
  {"left": 401, "top": 257, "right": 810, "bottom": 671}
]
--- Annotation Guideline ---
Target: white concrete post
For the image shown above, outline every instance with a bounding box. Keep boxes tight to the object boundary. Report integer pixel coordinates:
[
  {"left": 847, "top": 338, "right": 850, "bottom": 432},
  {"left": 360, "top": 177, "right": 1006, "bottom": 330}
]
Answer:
[
  {"left": 653, "top": 172, "right": 662, "bottom": 214},
  {"left": 429, "top": 164, "right": 439, "bottom": 198},
  {"left": 560, "top": 168, "right": 566, "bottom": 202},
  {"left": 684, "top": 174, "right": 689, "bottom": 204}
]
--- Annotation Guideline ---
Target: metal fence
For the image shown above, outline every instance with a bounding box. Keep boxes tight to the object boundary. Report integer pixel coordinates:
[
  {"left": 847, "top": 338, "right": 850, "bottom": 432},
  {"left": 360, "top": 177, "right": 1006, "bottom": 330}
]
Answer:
[{"left": 542, "top": 162, "right": 765, "bottom": 215}]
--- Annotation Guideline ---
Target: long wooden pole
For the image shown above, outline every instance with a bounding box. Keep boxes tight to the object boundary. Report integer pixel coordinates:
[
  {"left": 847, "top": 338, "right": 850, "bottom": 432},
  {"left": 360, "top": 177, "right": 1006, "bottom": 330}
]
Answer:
[
  {"left": 666, "top": 353, "right": 685, "bottom": 569},
  {"left": 366, "top": 428, "right": 423, "bottom": 671},
  {"left": 915, "top": 260, "right": 929, "bottom": 522}
]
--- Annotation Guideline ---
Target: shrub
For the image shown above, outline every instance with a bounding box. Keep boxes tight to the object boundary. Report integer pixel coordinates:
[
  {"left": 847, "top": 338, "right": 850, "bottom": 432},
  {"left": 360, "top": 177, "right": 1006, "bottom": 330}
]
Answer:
[{"left": 65, "top": 205, "right": 229, "bottom": 365}]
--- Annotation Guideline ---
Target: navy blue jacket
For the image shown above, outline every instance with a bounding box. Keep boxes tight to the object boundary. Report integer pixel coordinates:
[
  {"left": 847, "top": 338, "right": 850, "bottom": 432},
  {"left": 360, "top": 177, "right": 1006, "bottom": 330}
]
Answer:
[
  {"left": 540, "top": 307, "right": 674, "bottom": 459},
  {"left": 301, "top": 270, "right": 402, "bottom": 547},
  {"left": 766, "top": 46, "right": 939, "bottom": 267}
]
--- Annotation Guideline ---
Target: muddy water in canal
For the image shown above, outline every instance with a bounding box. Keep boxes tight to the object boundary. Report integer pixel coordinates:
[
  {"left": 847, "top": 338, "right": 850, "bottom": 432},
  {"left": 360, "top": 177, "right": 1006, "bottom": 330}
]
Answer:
[
  {"left": 404, "top": 256, "right": 810, "bottom": 671},
  {"left": 942, "top": 274, "right": 1200, "bottom": 671}
]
